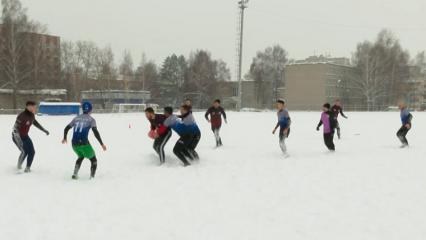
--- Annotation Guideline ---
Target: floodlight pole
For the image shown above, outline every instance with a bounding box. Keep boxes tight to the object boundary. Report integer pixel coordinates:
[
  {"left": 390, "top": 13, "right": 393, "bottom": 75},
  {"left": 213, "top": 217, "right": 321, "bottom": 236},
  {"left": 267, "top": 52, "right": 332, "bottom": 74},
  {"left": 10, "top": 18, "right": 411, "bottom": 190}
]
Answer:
[{"left": 236, "top": 0, "right": 248, "bottom": 110}]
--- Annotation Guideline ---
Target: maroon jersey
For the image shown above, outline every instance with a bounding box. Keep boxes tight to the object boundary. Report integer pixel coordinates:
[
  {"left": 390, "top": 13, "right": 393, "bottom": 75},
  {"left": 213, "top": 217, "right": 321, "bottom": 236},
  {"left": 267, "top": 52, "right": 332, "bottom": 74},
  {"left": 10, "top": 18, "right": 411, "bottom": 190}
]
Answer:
[
  {"left": 13, "top": 109, "right": 46, "bottom": 137},
  {"left": 205, "top": 107, "right": 227, "bottom": 128},
  {"left": 331, "top": 105, "right": 347, "bottom": 119},
  {"left": 149, "top": 114, "right": 170, "bottom": 136}
]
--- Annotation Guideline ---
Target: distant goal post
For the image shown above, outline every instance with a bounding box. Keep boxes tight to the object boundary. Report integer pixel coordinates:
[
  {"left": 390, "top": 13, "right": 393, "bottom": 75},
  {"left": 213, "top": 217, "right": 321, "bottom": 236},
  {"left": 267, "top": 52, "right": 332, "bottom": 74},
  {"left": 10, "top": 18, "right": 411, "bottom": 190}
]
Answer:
[{"left": 111, "top": 103, "right": 159, "bottom": 113}]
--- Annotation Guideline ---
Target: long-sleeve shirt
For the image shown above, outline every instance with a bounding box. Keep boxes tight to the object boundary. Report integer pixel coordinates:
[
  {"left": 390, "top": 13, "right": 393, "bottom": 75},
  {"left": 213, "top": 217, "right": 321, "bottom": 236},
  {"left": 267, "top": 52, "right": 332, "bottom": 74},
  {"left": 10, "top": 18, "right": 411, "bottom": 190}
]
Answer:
[
  {"left": 400, "top": 108, "right": 413, "bottom": 126},
  {"left": 164, "top": 114, "right": 200, "bottom": 136},
  {"left": 318, "top": 111, "right": 333, "bottom": 134},
  {"left": 331, "top": 105, "right": 347, "bottom": 119},
  {"left": 149, "top": 114, "right": 170, "bottom": 136},
  {"left": 13, "top": 109, "right": 47, "bottom": 137},
  {"left": 205, "top": 106, "right": 227, "bottom": 128},
  {"left": 276, "top": 109, "right": 291, "bottom": 130},
  {"left": 63, "top": 114, "right": 104, "bottom": 146}
]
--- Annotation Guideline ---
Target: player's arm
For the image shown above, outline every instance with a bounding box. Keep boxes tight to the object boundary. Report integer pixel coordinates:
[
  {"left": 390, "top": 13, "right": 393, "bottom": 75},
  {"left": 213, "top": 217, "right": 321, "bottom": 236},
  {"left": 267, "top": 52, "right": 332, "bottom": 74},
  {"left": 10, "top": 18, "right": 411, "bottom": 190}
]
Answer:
[
  {"left": 33, "top": 119, "right": 49, "bottom": 135},
  {"left": 63, "top": 125, "right": 72, "bottom": 142},
  {"left": 221, "top": 108, "right": 227, "bottom": 123},
  {"left": 205, "top": 108, "right": 211, "bottom": 121},
  {"left": 92, "top": 127, "right": 104, "bottom": 146},
  {"left": 317, "top": 120, "right": 323, "bottom": 131},
  {"left": 340, "top": 108, "right": 348, "bottom": 118}
]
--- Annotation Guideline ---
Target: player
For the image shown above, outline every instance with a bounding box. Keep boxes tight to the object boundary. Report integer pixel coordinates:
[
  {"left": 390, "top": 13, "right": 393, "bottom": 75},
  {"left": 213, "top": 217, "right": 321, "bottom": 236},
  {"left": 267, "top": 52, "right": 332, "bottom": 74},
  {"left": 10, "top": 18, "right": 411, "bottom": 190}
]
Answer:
[
  {"left": 272, "top": 99, "right": 291, "bottom": 156},
  {"left": 205, "top": 99, "right": 227, "bottom": 147},
  {"left": 317, "top": 103, "right": 336, "bottom": 151},
  {"left": 163, "top": 107, "right": 192, "bottom": 166},
  {"left": 180, "top": 105, "right": 201, "bottom": 159},
  {"left": 62, "top": 102, "right": 107, "bottom": 179},
  {"left": 12, "top": 101, "right": 49, "bottom": 172},
  {"left": 145, "top": 107, "right": 172, "bottom": 164},
  {"left": 331, "top": 99, "right": 348, "bottom": 139},
  {"left": 397, "top": 102, "right": 413, "bottom": 148}
]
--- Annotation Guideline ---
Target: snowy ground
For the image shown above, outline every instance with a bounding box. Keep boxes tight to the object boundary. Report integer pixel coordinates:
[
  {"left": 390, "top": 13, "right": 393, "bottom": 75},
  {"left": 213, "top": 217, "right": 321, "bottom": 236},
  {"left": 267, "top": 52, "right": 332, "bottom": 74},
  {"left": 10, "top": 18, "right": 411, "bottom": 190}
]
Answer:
[{"left": 1, "top": 111, "right": 426, "bottom": 240}]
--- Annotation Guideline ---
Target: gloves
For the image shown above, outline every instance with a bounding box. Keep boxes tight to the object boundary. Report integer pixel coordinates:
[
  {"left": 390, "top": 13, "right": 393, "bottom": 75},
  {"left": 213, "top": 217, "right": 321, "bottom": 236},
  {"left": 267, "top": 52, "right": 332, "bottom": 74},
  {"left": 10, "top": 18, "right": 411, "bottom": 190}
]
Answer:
[
  {"left": 44, "top": 130, "right": 50, "bottom": 136},
  {"left": 316, "top": 126, "right": 320, "bottom": 131}
]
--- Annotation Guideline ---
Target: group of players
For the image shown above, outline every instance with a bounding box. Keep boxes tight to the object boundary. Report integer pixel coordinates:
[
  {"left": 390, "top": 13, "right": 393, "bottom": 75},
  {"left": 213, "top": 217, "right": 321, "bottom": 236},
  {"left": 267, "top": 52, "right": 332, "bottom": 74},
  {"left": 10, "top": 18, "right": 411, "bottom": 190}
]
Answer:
[
  {"left": 273, "top": 99, "right": 412, "bottom": 156},
  {"left": 145, "top": 99, "right": 227, "bottom": 167},
  {"left": 11, "top": 97, "right": 412, "bottom": 180}
]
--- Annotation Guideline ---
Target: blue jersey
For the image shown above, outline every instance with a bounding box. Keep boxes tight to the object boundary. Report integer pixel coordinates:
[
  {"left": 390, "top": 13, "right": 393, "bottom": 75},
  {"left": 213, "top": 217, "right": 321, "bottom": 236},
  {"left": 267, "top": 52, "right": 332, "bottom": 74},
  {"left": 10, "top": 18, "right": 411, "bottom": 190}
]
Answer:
[
  {"left": 164, "top": 114, "right": 200, "bottom": 136},
  {"left": 400, "top": 108, "right": 412, "bottom": 125},
  {"left": 181, "top": 113, "right": 201, "bottom": 134},
  {"left": 68, "top": 114, "right": 97, "bottom": 145},
  {"left": 277, "top": 109, "right": 291, "bottom": 129}
]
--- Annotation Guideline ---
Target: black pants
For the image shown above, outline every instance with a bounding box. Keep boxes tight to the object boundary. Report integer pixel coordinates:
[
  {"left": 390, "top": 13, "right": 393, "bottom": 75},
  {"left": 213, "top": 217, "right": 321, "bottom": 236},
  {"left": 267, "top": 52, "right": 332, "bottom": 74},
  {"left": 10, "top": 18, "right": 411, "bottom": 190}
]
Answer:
[
  {"left": 153, "top": 131, "right": 172, "bottom": 164},
  {"left": 335, "top": 120, "right": 341, "bottom": 139},
  {"left": 189, "top": 133, "right": 201, "bottom": 159},
  {"left": 397, "top": 126, "right": 410, "bottom": 145},
  {"left": 323, "top": 132, "right": 335, "bottom": 151},
  {"left": 173, "top": 136, "right": 192, "bottom": 166},
  {"left": 212, "top": 127, "right": 222, "bottom": 147},
  {"left": 12, "top": 133, "right": 35, "bottom": 169},
  {"left": 74, "top": 157, "right": 98, "bottom": 178}
]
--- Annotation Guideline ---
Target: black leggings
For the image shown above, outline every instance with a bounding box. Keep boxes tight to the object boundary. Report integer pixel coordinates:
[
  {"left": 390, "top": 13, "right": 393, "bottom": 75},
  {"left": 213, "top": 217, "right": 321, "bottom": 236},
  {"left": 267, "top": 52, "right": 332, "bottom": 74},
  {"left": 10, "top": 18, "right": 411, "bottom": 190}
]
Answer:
[
  {"left": 397, "top": 126, "right": 410, "bottom": 145},
  {"left": 74, "top": 157, "right": 98, "bottom": 178},
  {"left": 153, "top": 131, "right": 172, "bottom": 164},
  {"left": 323, "top": 133, "right": 335, "bottom": 151}
]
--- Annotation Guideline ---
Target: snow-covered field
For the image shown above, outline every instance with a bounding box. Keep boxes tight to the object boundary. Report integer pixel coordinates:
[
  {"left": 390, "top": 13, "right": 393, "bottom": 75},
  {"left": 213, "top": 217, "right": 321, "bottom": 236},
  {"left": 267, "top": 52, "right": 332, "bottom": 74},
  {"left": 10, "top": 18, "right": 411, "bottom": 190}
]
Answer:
[{"left": 1, "top": 111, "right": 426, "bottom": 240}]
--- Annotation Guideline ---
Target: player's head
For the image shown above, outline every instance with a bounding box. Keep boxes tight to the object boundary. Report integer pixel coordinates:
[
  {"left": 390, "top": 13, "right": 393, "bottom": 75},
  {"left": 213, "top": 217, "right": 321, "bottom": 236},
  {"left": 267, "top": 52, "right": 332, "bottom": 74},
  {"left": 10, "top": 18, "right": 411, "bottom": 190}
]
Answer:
[
  {"left": 398, "top": 101, "right": 406, "bottom": 110},
  {"left": 213, "top": 99, "right": 221, "bottom": 108},
  {"left": 323, "top": 103, "right": 331, "bottom": 111},
  {"left": 276, "top": 99, "right": 285, "bottom": 110},
  {"left": 144, "top": 107, "right": 155, "bottom": 119},
  {"left": 164, "top": 106, "right": 173, "bottom": 117},
  {"left": 82, "top": 101, "right": 93, "bottom": 114},
  {"left": 335, "top": 99, "right": 341, "bottom": 106},
  {"left": 184, "top": 99, "right": 192, "bottom": 106},
  {"left": 26, "top": 101, "right": 37, "bottom": 114},
  {"left": 180, "top": 105, "right": 190, "bottom": 115}
]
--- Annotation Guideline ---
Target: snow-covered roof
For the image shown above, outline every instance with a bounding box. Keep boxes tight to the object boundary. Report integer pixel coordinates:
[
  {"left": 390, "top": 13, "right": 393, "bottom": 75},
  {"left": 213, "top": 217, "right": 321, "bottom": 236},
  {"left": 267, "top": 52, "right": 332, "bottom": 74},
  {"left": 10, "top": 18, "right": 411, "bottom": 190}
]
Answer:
[
  {"left": 39, "top": 102, "right": 80, "bottom": 106},
  {"left": 0, "top": 89, "right": 67, "bottom": 95}
]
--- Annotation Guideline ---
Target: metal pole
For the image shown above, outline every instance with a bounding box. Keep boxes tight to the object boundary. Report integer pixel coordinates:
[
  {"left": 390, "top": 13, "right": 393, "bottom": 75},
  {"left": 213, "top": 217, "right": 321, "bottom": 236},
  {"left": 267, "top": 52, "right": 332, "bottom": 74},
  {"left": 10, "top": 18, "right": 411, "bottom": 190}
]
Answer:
[{"left": 236, "top": 0, "right": 248, "bottom": 110}]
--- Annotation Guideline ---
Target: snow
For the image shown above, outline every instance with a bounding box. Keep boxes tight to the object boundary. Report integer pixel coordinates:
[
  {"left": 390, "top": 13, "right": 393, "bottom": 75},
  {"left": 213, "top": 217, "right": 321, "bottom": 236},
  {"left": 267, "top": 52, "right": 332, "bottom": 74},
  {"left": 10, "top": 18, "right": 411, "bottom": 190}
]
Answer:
[{"left": 1, "top": 111, "right": 426, "bottom": 240}]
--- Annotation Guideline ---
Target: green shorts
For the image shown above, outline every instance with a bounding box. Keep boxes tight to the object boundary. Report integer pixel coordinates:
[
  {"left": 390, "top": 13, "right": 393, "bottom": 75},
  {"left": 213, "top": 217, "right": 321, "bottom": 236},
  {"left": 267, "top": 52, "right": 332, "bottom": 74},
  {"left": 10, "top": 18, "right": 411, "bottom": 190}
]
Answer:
[{"left": 72, "top": 144, "right": 96, "bottom": 159}]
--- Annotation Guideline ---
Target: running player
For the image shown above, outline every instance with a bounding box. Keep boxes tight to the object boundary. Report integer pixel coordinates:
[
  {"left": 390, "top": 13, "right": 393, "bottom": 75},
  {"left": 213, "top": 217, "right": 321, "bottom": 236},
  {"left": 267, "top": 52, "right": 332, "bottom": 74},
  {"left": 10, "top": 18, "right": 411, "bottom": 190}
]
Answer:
[
  {"left": 397, "top": 102, "right": 413, "bottom": 148},
  {"left": 331, "top": 99, "right": 348, "bottom": 139},
  {"left": 12, "top": 101, "right": 49, "bottom": 172},
  {"left": 145, "top": 107, "right": 172, "bottom": 164},
  {"left": 62, "top": 102, "right": 107, "bottom": 179},
  {"left": 272, "top": 99, "right": 291, "bottom": 156},
  {"left": 205, "top": 99, "right": 227, "bottom": 147}
]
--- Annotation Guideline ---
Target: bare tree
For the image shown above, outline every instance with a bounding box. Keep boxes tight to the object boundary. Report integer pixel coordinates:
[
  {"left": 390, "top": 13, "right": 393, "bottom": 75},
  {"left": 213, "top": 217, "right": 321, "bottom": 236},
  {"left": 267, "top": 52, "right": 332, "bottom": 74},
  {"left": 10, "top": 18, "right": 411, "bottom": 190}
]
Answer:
[
  {"left": 352, "top": 30, "right": 410, "bottom": 111},
  {"left": 248, "top": 45, "right": 288, "bottom": 108},
  {"left": 0, "top": 0, "right": 47, "bottom": 108}
]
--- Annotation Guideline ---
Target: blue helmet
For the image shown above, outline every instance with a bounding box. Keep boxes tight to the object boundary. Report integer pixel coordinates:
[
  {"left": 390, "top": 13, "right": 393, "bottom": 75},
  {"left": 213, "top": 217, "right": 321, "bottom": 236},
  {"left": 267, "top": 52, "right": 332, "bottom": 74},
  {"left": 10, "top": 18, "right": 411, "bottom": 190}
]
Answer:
[{"left": 82, "top": 101, "right": 93, "bottom": 114}]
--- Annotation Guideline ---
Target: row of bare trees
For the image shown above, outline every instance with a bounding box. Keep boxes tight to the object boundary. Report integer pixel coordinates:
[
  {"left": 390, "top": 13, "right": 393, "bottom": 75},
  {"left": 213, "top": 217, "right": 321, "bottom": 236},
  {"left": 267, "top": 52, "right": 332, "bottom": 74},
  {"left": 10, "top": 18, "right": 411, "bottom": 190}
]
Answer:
[
  {"left": 246, "top": 31, "right": 425, "bottom": 110},
  {"left": 0, "top": 0, "right": 52, "bottom": 109}
]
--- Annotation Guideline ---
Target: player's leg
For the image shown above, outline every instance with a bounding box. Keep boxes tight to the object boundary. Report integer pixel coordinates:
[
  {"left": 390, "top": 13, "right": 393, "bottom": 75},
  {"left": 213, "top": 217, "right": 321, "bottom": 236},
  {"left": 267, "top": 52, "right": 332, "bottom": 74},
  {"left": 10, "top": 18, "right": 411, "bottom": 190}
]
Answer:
[
  {"left": 89, "top": 157, "right": 98, "bottom": 178},
  {"left": 72, "top": 157, "right": 84, "bottom": 179},
  {"left": 23, "top": 137, "right": 35, "bottom": 172},
  {"left": 159, "top": 131, "right": 172, "bottom": 164},
  {"left": 173, "top": 139, "right": 190, "bottom": 166},
  {"left": 279, "top": 133, "right": 287, "bottom": 154},
  {"left": 12, "top": 133, "right": 26, "bottom": 170}
]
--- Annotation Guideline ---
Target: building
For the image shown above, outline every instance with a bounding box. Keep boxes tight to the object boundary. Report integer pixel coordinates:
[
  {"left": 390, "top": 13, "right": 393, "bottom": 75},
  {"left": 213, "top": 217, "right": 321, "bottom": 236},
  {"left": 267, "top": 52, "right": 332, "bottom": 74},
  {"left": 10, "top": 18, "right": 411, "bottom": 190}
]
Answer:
[
  {"left": 0, "top": 24, "right": 62, "bottom": 109},
  {"left": 284, "top": 63, "right": 363, "bottom": 111}
]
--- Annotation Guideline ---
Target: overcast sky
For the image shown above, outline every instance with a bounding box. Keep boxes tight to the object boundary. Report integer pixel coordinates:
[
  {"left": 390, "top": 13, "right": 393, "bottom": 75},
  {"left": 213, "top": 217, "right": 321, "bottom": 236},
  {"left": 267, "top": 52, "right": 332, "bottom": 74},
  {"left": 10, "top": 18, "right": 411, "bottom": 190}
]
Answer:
[{"left": 16, "top": 0, "right": 426, "bottom": 79}]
